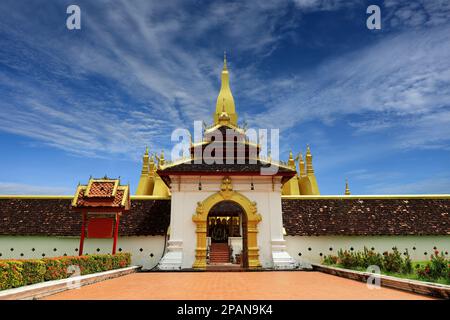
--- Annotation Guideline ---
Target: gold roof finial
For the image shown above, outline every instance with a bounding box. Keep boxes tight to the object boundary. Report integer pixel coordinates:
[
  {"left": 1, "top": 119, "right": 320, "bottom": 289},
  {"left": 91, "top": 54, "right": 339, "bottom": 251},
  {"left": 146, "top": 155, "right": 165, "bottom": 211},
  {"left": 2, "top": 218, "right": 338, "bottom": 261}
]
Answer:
[
  {"left": 298, "top": 152, "right": 306, "bottom": 177},
  {"left": 288, "top": 150, "right": 296, "bottom": 170},
  {"left": 145, "top": 146, "right": 149, "bottom": 156},
  {"left": 345, "top": 178, "right": 351, "bottom": 195},
  {"left": 140, "top": 148, "right": 149, "bottom": 174},
  {"left": 306, "top": 145, "right": 314, "bottom": 175},
  {"left": 148, "top": 154, "right": 156, "bottom": 175},
  {"left": 214, "top": 51, "right": 237, "bottom": 125},
  {"left": 223, "top": 51, "right": 227, "bottom": 70},
  {"left": 160, "top": 150, "right": 165, "bottom": 166}
]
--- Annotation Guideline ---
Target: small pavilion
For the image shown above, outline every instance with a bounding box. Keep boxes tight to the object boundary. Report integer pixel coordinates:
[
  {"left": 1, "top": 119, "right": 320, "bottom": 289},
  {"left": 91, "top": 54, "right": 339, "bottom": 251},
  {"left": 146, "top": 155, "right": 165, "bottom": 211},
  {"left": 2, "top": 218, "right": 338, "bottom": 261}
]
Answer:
[{"left": 71, "top": 177, "right": 130, "bottom": 255}]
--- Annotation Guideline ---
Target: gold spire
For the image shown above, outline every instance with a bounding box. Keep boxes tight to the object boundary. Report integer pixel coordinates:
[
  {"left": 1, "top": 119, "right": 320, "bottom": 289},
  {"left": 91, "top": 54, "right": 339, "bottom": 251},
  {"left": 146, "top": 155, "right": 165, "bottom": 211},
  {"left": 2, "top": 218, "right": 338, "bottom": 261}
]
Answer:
[
  {"left": 141, "top": 148, "right": 149, "bottom": 174},
  {"left": 298, "top": 152, "right": 306, "bottom": 177},
  {"left": 288, "top": 150, "right": 296, "bottom": 169},
  {"left": 223, "top": 51, "right": 227, "bottom": 70},
  {"left": 298, "top": 145, "right": 320, "bottom": 195},
  {"left": 149, "top": 155, "right": 155, "bottom": 175},
  {"left": 136, "top": 147, "right": 154, "bottom": 195},
  {"left": 214, "top": 53, "right": 237, "bottom": 126},
  {"left": 153, "top": 151, "right": 170, "bottom": 197},
  {"left": 282, "top": 150, "right": 301, "bottom": 196},
  {"left": 159, "top": 150, "right": 165, "bottom": 167},
  {"left": 306, "top": 145, "right": 314, "bottom": 175},
  {"left": 345, "top": 179, "right": 351, "bottom": 195}
]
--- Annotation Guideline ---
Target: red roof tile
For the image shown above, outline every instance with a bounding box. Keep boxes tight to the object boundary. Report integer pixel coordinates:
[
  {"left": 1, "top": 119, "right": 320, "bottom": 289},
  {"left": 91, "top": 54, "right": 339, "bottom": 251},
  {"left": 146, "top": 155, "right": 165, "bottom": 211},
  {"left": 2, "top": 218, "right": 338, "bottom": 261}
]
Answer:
[{"left": 72, "top": 179, "right": 130, "bottom": 210}]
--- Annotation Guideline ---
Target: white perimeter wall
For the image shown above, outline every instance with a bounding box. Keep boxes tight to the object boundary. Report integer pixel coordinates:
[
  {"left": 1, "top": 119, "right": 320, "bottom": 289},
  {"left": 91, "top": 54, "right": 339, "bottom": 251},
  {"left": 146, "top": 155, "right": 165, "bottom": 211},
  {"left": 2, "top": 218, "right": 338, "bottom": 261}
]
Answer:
[
  {"left": 0, "top": 236, "right": 165, "bottom": 270},
  {"left": 286, "top": 235, "right": 450, "bottom": 264},
  {"left": 2, "top": 235, "right": 449, "bottom": 270}
]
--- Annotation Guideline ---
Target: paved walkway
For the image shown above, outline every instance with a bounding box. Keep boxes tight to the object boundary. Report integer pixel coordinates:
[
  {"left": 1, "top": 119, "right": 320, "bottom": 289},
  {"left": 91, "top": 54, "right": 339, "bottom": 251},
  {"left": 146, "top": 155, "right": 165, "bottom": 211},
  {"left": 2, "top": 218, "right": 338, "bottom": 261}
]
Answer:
[{"left": 44, "top": 271, "right": 430, "bottom": 300}]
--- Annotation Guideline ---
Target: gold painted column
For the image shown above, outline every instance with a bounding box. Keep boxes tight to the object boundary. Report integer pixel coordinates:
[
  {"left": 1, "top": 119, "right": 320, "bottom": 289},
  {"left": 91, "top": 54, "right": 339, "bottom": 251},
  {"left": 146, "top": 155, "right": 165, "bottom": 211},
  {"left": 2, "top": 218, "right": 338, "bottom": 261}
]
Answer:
[
  {"left": 247, "top": 218, "right": 262, "bottom": 269},
  {"left": 192, "top": 204, "right": 207, "bottom": 269}
]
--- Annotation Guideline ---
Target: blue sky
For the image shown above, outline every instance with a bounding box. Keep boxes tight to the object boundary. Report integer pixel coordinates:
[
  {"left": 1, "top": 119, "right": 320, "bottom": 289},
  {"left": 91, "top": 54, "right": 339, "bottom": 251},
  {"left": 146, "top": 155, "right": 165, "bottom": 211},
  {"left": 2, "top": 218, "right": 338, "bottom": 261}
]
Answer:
[{"left": 0, "top": 0, "right": 449, "bottom": 195}]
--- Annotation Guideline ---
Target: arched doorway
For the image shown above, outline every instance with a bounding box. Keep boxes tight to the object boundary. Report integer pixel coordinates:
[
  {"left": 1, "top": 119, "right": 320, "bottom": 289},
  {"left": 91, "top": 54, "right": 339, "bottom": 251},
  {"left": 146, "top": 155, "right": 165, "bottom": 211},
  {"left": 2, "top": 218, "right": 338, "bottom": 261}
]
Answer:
[
  {"left": 207, "top": 201, "right": 248, "bottom": 268},
  {"left": 192, "top": 177, "right": 262, "bottom": 270}
]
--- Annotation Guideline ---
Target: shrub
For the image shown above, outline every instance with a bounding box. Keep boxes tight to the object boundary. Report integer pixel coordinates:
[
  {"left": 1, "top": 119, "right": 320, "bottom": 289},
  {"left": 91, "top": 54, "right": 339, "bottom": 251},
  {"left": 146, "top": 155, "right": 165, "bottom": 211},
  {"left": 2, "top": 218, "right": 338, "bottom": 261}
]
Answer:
[
  {"left": 360, "top": 247, "right": 383, "bottom": 269},
  {"left": 416, "top": 264, "right": 433, "bottom": 281},
  {"left": 321, "top": 246, "right": 449, "bottom": 284},
  {"left": 382, "top": 247, "right": 403, "bottom": 273},
  {"left": 322, "top": 255, "right": 338, "bottom": 265},
  {"left": 41, "top": 257, "right": 69, "bottom": 281},
  {"left": 21, "top": 260, "right": 46, "bottom": 285},
  {"left": 430, "top": 251, "right": 448, "bottom": 279},
  {"left": 337, "top": 249, "right": 359, "bottom": 269},
  {"left": 0, "top": 261, "right": 24, "bottom": 290},
  {"left": 402, "top": 250, "right": 413, "bottom": 274},
  {"left": 416, "top": 250, "right": 449, "bottom": 281},
  {"left": 0, "top": 253, "right": 131, "bottom": 291}
]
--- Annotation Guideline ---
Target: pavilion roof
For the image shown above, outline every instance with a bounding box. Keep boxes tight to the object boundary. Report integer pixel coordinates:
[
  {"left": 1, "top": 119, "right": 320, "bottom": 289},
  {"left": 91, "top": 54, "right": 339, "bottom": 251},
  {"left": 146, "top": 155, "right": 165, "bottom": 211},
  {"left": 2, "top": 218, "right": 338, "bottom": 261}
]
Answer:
[{"left": 71, "top": 178, "right": 130, "bottom": 211}]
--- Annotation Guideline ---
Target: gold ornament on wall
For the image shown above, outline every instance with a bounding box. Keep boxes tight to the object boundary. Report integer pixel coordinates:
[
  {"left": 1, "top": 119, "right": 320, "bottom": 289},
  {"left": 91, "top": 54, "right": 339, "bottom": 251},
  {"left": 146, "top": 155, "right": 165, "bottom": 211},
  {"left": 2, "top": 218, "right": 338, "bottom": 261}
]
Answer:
[{"left": 220, "top": 176, "right": 233, "bottom": 199}]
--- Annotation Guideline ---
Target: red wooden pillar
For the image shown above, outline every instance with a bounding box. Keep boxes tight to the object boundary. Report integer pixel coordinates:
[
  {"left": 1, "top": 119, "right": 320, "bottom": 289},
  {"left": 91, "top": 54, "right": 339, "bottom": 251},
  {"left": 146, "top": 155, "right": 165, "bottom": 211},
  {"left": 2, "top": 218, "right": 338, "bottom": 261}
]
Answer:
[
  {"left": 79, "top": 211, "right": 86, "bottom": 256},
  {"left": 112, "top": 213, "right": 120, "bottom": 255}
]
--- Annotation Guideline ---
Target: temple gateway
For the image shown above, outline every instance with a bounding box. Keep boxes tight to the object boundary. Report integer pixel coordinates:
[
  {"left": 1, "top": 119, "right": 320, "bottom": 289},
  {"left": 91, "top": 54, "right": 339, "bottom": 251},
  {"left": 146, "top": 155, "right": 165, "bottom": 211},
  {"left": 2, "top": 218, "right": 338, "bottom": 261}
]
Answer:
[{"left": 0, "top": 57, "right": 449, "bottom": 270}]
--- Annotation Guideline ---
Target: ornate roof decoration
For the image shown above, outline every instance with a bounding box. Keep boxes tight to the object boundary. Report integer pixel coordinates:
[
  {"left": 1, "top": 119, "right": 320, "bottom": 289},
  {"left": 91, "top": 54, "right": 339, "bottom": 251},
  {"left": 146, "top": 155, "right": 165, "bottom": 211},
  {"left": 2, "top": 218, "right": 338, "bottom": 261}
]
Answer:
[{"left": 71, "top": 177, "right": 130, "bottom": 211}]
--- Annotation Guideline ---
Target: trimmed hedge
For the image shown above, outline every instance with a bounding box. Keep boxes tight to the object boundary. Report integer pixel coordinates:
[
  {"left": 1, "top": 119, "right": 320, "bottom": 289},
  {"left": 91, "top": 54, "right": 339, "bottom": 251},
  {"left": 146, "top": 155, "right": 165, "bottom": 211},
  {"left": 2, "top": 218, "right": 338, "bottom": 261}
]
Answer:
[{"left": 0, "top": 253, "right": 131, "bottom": 290}]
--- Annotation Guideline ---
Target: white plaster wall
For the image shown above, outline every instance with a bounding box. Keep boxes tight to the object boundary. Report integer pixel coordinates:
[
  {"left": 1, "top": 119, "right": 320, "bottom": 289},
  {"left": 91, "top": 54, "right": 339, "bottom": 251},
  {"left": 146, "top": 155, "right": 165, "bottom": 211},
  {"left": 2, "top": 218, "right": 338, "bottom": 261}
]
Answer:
[
  {"left": 229, "top": 237, "right": 242, "bottom": 259},
  {"left": 169, "top": 175, "right": 284, "bottom": 269},
  {"left": 0, "top": 236, "right": 166, "bottom": 270},
  {"left": 285, "top": 235, "right": 450, "bottom": 264},
  {"left": 4, "top": 235, "right": 447, "bottom": 271}
]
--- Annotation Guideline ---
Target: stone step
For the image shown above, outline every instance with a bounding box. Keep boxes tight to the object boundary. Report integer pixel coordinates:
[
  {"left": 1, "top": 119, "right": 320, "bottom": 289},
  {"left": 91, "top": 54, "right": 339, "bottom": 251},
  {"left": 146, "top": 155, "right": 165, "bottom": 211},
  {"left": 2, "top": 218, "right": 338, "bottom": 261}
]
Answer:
[
  {"left": 210, "top": 244, "right": 230, "bottom": 263},
  {"left": 210, "top": 259, "right": 229, "bottom": 261},
  {"left": 211, "top": 259, "right": 229, "bottom": 261}
]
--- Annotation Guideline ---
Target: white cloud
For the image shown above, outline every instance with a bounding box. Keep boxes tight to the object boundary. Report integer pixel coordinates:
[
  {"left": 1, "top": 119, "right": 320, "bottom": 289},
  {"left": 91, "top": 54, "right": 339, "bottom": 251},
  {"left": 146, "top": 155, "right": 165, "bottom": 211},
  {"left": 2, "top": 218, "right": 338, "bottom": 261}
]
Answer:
[
  {"left": 0, "top": 0, "right": 449, "bottom": 161},
  {"left": 384, "top": 0, "right": 450, "bottom": 29},
  {"left": 0, "top": 182, "right": 72, "bottom": 195},
  {"left": 292, "top": 0, "right": 359, "bottom": 11},
  {"left": 251, "top": 24, "right": 450, "bottom": 150},
  {"left": 367, "top": 175, "right": 450, "bottom": 194},
  {"left": 0, "top": 0, "right": 302, "bottom": 158}
]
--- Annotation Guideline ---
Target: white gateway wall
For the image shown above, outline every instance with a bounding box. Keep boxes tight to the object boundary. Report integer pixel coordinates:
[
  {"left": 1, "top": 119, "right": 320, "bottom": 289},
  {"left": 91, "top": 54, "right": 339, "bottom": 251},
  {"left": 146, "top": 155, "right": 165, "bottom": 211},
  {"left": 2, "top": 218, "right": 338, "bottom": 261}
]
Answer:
[
  {"left": 285, "top": 235, "right": 450, "bottom": 264},
  {"left": 160, "top": 175, "right": 296, "bottom": 269},
  {"left": 0, "top": 235, "right": 166, "bottom": 270}
]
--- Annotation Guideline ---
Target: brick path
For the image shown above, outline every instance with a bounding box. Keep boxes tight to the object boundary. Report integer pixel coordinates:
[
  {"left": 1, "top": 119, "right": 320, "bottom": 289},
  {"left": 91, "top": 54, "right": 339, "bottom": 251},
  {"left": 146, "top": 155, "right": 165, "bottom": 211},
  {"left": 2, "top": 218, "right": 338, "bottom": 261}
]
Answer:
[{"left": 44, "top": 271, "right": 430, "bottom": 300}]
